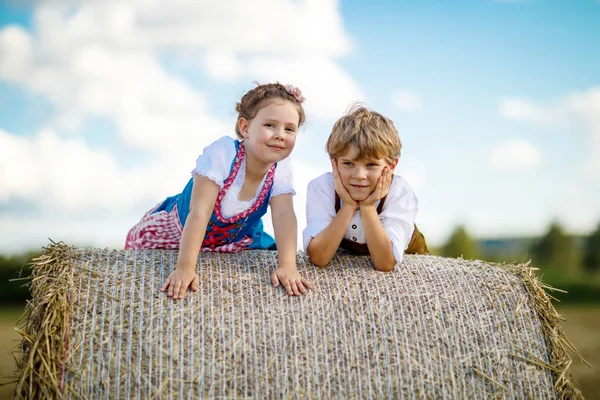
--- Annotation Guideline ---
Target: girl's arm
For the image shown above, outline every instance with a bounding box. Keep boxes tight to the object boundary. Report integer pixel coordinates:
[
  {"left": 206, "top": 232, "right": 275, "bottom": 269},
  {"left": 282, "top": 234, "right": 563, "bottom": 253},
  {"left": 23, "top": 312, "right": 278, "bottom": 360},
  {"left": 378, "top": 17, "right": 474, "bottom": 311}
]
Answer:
[
  {"left": 360, "top": 166, "right": 396, "bottom": 271},
  {"left": 270, "top": 194, "right": 313, "bottom": 296},
  {"left": 161, "top": 174, "right": 219, "bottom": 300}
]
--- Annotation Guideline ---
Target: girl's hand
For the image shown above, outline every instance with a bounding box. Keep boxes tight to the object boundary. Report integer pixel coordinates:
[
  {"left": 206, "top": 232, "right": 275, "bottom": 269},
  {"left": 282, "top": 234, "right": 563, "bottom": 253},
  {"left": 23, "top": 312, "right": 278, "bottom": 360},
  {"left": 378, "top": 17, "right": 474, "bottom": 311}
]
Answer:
[
  {"left": 160, "top": 267, "right": 199, "bottom": 300},
  {"left": 271, "top": 266, "right": 313, "bottom": 296},
  {"left": 331, "top": 159, "right": 358, "bottom": 209},
  {"left": 361, "top": 166, "right": 392, "bottom": 208}
]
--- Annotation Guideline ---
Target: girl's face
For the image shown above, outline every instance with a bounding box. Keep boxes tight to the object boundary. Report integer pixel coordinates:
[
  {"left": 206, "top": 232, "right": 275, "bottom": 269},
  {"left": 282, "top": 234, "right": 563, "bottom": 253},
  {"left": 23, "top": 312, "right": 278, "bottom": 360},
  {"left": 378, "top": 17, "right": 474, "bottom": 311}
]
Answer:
[
  {"left": 239, "top": 100, "right": 300, "bottom": 166},
  {"left": 335, "top": 145, "right": 398, "bottom": 201}
]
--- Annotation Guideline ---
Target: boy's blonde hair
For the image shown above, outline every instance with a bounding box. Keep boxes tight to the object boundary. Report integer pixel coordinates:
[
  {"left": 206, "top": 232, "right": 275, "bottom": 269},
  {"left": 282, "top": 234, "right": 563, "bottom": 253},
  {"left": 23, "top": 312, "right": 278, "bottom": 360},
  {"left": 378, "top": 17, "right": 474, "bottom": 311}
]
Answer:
[{"left": 326, "top": 105, "right": 402, "bottom": 164}]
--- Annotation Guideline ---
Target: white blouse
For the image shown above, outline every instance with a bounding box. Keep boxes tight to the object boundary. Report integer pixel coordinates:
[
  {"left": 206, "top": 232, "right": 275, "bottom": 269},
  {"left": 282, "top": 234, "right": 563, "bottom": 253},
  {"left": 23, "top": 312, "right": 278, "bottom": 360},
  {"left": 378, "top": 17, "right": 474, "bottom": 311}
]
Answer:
[
  {"left": 191, "top": 136, "right": 295, "bottom": 219},
  {"left": 302, "top": 172, "right": 418, "bottom": 264}
]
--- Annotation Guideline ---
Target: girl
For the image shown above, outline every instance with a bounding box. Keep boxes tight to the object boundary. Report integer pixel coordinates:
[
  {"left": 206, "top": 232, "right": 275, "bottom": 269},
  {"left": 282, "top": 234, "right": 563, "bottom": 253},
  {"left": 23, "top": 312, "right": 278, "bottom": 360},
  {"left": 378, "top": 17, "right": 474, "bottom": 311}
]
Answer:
[{"left": 126, "top": 83, "right": 313, "bottom": 299}]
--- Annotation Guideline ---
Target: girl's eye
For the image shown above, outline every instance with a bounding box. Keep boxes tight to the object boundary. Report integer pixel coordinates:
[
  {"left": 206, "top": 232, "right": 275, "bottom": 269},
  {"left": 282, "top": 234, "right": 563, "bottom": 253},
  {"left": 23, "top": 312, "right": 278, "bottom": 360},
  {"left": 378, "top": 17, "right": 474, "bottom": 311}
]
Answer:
[
  {"left": 285, "top": 127, "right": 296, "bottom": 132},
  {"left": 265, "top": 123, "right": 274, "bottom": 128},
  {"left": 368, "top": 164, "right": 378, "bottom": 167}
]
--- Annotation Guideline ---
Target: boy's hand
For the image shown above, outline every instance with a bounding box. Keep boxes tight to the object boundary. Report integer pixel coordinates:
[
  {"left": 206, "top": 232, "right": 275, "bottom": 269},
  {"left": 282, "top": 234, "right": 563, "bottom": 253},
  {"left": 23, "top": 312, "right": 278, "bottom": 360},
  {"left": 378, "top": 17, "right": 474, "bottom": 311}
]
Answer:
[
  {"left": 160, "top": 267, "right": 199, "bottom": 300},
  {"left": 331, "top": 159, "right": 358, "bottom": 208},
  {"left": 361, "top": 166, "right": 392, "bottom": 207},
  {"left": 271, "top": 265, "right": 313, "bottom": 296}
]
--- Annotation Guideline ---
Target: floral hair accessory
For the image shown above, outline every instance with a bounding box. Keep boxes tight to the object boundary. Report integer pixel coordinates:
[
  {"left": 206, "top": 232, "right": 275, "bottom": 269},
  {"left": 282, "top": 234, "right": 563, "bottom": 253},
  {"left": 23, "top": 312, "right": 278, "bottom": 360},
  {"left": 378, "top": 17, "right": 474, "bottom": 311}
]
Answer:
[{"left": 283, "top": 84, "right": 305, "bottom": 104}]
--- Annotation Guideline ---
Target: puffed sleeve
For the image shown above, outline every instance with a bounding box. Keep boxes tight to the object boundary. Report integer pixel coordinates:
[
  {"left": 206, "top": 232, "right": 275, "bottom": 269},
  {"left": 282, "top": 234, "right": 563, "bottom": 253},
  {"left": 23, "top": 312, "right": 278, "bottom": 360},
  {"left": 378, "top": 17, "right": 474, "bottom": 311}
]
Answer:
[
  {"left": 270, "top": 156, "right": 296, "bottom": 197},
  {"left": 302, "top": 173, "right": 336, "bottom": 251},
  {"left": 380, "top": 175, "right": 418, "bottom": 264},
  {"left": 191, "top": 136, "right": 237, "bottom": 188}
]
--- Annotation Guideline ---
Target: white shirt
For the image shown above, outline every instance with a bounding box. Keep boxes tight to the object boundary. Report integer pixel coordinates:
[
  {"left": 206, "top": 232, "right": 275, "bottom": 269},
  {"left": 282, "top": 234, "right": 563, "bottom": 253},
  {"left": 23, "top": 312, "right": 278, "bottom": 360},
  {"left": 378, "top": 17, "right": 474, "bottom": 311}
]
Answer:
[
  {"left": 302, "top": 172, "right": 418, "bottom": 264},
  {"left": 191, "top": 136, "right": 295, "bottom": 219}
]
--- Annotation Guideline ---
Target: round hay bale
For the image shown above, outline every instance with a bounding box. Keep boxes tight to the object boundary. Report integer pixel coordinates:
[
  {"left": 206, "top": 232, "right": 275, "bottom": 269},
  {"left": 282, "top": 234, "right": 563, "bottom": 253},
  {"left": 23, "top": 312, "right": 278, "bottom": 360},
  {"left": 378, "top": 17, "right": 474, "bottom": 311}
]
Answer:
[{"left": 13, "top": 242, "right": 582, "bottom": 399}]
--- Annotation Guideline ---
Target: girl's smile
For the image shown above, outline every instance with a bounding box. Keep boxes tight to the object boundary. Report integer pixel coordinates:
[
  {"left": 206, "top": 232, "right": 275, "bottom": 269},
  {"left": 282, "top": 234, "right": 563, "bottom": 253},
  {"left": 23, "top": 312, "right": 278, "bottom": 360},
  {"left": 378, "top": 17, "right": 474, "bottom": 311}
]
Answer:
[{"left": 239, "top": 100, "right": 299, "bottom": 166}]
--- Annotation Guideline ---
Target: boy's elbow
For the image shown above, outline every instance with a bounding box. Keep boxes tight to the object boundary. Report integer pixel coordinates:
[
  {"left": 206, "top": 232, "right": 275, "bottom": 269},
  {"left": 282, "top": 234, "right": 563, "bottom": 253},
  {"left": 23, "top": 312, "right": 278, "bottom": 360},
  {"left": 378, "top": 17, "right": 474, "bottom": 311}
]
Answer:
[
  {"left": 310, "top": 257, "right": 330, "bottom": 268},
  {"left": 308, "top": 252, "right": 330, "bottom": 268},
  {"left": 374, "top": 260, "right": 396, "bottom": 272},
  {"left": 306, "top": 246, "right": 330, "bottom": 268}
]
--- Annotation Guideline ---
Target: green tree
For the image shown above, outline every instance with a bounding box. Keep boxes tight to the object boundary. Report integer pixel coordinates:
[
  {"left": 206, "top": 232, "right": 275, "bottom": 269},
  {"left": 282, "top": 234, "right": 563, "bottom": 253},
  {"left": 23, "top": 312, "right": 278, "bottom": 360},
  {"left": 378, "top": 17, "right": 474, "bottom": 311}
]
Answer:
[
  {"left": 529, "top": 222, "right": 581, "bottom": 276},
  {"left": 442, "top": 225, "right": 479, "bottom": 260},
  {"left": 0, "top": 253, "right": 34, "bottom": 304},
  {"left": 583, "top": 222, "right": 600, "bottom": 273}
]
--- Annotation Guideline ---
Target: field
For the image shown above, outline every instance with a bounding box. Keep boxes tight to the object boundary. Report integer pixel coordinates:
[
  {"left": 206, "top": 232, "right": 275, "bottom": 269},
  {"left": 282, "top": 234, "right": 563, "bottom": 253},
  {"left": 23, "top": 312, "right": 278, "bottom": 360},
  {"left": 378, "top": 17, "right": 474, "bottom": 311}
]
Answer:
[{"left": 1, "top": 305, "right": 598, "bottom": 399}]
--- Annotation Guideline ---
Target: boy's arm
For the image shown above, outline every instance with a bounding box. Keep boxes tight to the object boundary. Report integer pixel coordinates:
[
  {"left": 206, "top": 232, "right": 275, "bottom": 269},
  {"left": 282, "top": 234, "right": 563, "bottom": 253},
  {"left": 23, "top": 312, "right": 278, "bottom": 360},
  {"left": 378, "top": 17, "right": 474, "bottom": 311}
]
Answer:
[
  {"left": 361, "top": 169, "right": 418, "bottom": 271},
  {"left": 307, "top": 205, "right": 355, "bottom": 267},
  {"left": 359, "top": 166, "right": 396, "bottom": 271},
  {"left": 306, "top": 165, "right": 357, "bottom": 267},
  {"left": 270, "top": 194, "right": 312, "bottom": 295},
  {"left": 360, "top": 205, "right": 396, "bottom": 271}
]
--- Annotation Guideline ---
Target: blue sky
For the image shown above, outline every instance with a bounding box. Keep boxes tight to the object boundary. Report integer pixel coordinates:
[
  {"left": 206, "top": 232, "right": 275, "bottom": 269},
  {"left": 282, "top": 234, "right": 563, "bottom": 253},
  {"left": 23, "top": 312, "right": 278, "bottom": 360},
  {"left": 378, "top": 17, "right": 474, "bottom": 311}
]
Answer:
[{"left": 0, "top": 0, "right": 599, "bottom": 254}]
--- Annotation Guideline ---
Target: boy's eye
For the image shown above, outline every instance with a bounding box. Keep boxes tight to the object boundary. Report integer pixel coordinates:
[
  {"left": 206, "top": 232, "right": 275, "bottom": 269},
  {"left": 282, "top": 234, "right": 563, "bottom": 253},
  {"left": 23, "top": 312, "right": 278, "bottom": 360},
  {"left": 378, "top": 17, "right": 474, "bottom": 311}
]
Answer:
[
  {"left": 285, "top": 127, "right": 296, "bottom": 132},
  {"left": 343, "top": 162, "right": 353, "bottom": 166},
  {"left": 265, "top": 123, "right": 274, "bottom": 128}
]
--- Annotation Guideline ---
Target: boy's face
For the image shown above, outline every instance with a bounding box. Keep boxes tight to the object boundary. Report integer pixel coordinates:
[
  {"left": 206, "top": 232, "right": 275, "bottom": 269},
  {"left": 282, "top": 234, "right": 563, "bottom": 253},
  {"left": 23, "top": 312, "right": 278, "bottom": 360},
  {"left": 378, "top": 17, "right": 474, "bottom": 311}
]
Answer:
[{"left": 335, "top": 145, "right": 398, "bottom": 202}]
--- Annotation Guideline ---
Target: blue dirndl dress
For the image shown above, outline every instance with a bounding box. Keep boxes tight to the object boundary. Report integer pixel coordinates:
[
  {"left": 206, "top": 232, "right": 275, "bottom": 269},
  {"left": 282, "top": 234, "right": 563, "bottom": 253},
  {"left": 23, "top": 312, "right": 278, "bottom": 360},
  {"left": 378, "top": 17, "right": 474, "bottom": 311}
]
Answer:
[{"left": 125, "top": 140, "right": 276, "bottom": 251}]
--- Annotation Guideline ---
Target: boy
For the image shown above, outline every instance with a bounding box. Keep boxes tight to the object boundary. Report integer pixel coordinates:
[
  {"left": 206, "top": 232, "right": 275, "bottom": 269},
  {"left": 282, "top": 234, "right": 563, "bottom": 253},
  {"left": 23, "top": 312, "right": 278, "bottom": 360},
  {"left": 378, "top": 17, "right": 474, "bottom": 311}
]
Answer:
[{"left": 303, "top": 106, "right": 428, "bottom": 271}]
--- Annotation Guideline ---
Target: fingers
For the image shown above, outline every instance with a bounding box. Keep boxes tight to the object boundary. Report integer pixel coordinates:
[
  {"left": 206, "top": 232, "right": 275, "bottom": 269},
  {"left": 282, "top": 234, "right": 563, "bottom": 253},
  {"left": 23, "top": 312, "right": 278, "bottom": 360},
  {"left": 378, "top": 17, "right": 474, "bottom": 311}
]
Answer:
[
  {"left": 302, "top": 277, "right": 314, "bottom": 290},
  {"left": 296, "top": 280, "right": 307, "bottom": 295},
  {"left": 172, "top": 280, "right": 182, "bottom": 299},
  {"left": 383, "top": 166, "right": 392, "bottom": 190},
  {"left": 283, "top": 279, "right": 293, "bottom": 296},
  {"left": 290, "top": 281, "right": 300, "bottom": 296},
  {"left": 271, "top": 271, "right": 280, "bottom": 287},
  {"left": 160, "top": 278, "right": 170, "bottom": 293},
  {"left": 177, "top": 281, "right": 187, "bottom": 300},
  {"left": 191, "top": 275, "right": 199, "bottom": 292}
]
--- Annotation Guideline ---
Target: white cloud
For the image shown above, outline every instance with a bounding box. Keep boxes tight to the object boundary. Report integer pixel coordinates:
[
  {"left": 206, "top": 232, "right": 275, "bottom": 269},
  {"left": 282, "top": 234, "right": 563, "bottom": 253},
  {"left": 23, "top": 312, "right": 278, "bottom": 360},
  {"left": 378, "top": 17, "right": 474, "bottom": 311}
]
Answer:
[
  {"left": 0, "top": 0, "right": 363, "bottom": 253},
  {"left": 488, "top": 138, "right": 541, "bottom": 171},
  {"left": 392, "top": 90, "right": 423, "bottom": 112},
  {"left": 247, "top": 56, "right": 364, "bottom": 120},
  {"left": 0, "top": 128, "right": 176, "bottom": 213},
  {"left": 499, "top": 88, "right": 600, "bottom": 177},
  {"left": 0, "top": 0, "right": 359, "bottom": 144},
  {"left": 499, "top": 98, "right": 552, "bottom": 124},
  {"left": 0, "top": 214, "right": 136, "bottom": 254},
  {"left": 202, "top": 51, "right": 240, "bottom": 82}
]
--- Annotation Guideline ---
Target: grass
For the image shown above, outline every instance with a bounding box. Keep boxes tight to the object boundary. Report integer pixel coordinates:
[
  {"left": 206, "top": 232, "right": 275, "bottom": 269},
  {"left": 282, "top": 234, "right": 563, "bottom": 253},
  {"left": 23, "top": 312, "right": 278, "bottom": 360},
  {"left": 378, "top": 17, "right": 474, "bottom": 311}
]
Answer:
[
  {"left": 556, "top": 304, "right": 600, "bottom": 400},
  {"left": 0, "top": 304, "right": 598, "bottom": 399},
  {"left": 0, "top": 306, "right": 24, "bottom": 399}
]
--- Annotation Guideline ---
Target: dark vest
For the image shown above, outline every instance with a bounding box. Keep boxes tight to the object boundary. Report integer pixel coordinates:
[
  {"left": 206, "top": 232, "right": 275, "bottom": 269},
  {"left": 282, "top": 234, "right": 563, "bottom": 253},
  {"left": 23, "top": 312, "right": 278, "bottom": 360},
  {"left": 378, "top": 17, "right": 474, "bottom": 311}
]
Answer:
[{"left": 334, "top": 193, "right": 429, "bottom": 255}]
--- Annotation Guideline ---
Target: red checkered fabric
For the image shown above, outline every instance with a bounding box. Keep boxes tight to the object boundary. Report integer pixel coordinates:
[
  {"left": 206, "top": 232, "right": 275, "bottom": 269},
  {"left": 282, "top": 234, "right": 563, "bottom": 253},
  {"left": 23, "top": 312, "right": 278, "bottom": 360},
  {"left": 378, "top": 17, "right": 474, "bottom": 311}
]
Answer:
[
  {"left": 125, "top": 203, "right": 184, "bottom": 250},
  {"left": 124, "top": 204, "right": 254, "bottom": 252}
]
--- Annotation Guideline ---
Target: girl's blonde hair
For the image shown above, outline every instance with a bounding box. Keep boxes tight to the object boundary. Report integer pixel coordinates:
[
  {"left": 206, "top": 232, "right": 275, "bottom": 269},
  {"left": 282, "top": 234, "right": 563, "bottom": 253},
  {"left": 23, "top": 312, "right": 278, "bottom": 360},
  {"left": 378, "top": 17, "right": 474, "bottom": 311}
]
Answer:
[
  {"left": 234, "top": 82, "right": 306, "bottom": 139},
  {"left": 326, "top": 104, "right": 402, "bottom": 164}
]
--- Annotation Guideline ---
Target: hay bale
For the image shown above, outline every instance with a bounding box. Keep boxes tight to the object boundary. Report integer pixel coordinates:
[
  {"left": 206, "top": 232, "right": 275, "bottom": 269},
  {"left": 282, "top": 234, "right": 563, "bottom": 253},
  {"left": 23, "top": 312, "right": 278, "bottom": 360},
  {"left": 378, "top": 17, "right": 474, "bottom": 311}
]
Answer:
[{"left": 13, "top": 242, "right": 582, "bottom": 399}]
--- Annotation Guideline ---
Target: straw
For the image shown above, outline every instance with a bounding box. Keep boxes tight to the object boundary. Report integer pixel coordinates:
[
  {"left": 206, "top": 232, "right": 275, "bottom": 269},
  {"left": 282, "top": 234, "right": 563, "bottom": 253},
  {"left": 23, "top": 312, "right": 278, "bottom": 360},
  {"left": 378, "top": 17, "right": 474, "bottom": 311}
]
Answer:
[{"left": 12, "top": 243, "right": 583, "bottom": 399}]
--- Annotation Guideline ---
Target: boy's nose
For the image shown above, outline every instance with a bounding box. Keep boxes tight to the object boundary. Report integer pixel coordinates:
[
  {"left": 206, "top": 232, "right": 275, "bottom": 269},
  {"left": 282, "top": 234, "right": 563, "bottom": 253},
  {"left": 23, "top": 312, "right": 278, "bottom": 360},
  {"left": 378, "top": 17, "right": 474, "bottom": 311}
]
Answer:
[{"left": 352, "top": 167, "right": 367, "bottom": 179}]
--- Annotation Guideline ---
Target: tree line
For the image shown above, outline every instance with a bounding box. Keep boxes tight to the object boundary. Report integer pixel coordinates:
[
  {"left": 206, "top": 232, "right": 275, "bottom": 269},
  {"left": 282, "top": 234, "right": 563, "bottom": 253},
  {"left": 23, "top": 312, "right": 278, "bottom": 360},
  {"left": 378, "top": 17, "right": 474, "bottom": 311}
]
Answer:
[{"left": 440, "top": 221, "right": 600, "bottom": 274}]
